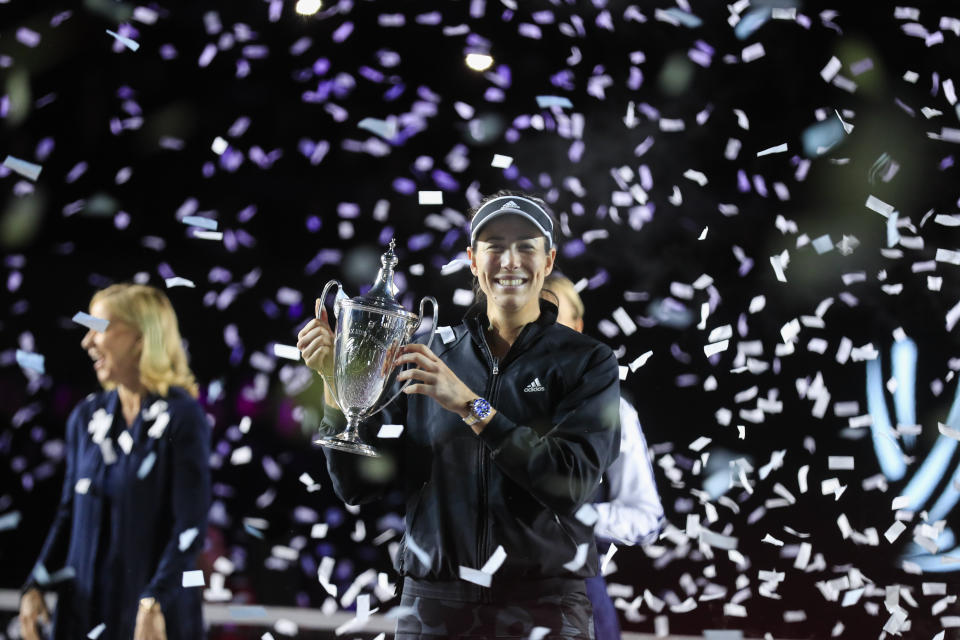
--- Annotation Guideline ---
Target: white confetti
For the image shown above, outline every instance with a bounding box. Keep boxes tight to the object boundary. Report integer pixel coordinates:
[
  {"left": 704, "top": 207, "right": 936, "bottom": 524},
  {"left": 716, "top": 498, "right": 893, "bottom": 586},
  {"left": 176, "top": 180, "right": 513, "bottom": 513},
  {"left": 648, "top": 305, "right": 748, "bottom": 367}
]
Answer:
[
  {"left": 211, "top": 136, "right": 229, "bottom": 155},
  {"left": 575, "top": 503, "right": 599, "bottom": 526},
  {"left": 437, "top": 325, "right": 456, "bottom": 344},
  {"left": 3, "top": 155, "right": 43, "bottom": 181},
  {"left": 828, "top": 456, "right": 855, "bottom": 470},
  {"left": 377, "top": 424, "right": 404, "bottom": 438},
  {"left": 273, "top": 344, "right": 301, "bottom": 361},
  {"left": 179, "top": 527, "right": 199, "bottom": 551},
  {"left": 742, "top": 42, "right": 766, "bottom": 62},
  {"left": 938, "top": 422, "right": 960, "bottom": 440},
  {"left": 418, "top": 190, "right": 443, "bottom": 205},
  {"left": 72, "top": 311, "right": 109, "bottom": 333},
  {"left": 562, "top": 542, "right": 589, "bottom": 571},
  {"left": 491, "top": 154, "right": 513, "bottom": 168},
  {"left": 757, "top": 142, "right": 788, "bottom": 156},
  {"left": 106, "top": 29, "right": 140, "bottom": 51},
  {"left": 865, "top": 195, "right": 895, "bottom": 217},
  {"left": 165, "top": 277, "right": 196, "bottom": 288},
  {"left": 704, "top": 340, "right": 729, "bottom": 357},
  {"left": 16, "top": 350, "right": 45, "bottom": 374},
  {"left": 182, "top": 569, "right": 205, "bottom": 587},
  {"left": 884, "top": 520, "right": 907, "bottom": 543},
  {"left": 630, "top": 351, "right": 653, "bottom": 370},
  {"left": 821, "top": 56, "right": 841, "bottom": 81}
]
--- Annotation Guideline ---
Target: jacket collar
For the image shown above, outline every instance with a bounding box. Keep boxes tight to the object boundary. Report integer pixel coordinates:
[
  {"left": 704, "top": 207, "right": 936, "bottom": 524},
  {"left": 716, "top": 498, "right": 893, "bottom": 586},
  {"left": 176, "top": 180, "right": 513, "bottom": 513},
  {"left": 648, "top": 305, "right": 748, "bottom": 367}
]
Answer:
[
  {"left": 463, "top": 298, "right": 559, "bottom": 328},
  {"left": 463, "top": 298, "right": 558, "bottom": 359}
]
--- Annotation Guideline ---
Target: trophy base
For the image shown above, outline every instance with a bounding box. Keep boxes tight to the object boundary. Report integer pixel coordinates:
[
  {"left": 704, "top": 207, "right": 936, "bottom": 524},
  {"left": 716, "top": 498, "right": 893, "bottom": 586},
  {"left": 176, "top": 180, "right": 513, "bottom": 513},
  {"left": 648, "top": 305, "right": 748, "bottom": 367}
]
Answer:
[{"left": 314, "top": 433, "right": 381, "bottom": 458}]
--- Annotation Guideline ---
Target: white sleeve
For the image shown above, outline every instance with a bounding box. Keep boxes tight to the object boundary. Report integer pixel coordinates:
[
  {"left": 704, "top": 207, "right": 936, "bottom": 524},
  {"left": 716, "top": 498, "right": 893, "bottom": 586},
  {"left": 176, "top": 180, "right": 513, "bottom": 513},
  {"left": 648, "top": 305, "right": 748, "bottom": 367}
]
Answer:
[{"left": 593, "top": 397, "right": 666, "bottom": 546}]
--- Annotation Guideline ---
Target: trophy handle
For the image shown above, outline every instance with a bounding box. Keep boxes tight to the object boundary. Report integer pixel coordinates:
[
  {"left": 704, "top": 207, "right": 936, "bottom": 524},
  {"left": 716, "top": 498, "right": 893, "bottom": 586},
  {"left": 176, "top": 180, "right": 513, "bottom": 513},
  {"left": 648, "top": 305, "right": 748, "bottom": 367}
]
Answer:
[
  {"left": 318, "top": 279, "right": 343, "bottom": 411},
  {"left": 373, "top": 296, "right": 440, "bottom": 416}
]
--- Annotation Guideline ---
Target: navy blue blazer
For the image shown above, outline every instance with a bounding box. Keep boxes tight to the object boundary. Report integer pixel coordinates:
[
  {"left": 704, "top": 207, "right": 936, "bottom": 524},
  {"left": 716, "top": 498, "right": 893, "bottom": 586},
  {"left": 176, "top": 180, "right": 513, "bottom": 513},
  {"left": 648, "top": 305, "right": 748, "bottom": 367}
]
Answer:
[{"left": 26, "top": 386, "right": 210, "bottom": 640}]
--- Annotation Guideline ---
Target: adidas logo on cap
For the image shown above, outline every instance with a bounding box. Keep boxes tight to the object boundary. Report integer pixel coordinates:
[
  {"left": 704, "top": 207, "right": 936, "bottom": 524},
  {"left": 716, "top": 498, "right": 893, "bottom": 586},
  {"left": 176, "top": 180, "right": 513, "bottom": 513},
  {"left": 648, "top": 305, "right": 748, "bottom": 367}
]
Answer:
[{"left": 524, "top": 377, "right": 545, "bottom": 393}]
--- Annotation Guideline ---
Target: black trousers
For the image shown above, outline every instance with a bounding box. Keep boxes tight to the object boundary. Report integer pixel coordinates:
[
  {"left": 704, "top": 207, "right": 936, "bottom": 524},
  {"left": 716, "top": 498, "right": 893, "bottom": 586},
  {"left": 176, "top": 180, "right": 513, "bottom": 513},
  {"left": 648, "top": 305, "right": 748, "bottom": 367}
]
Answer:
[{"left": 394, "top": 590, "right": 595, "bottom": 639}]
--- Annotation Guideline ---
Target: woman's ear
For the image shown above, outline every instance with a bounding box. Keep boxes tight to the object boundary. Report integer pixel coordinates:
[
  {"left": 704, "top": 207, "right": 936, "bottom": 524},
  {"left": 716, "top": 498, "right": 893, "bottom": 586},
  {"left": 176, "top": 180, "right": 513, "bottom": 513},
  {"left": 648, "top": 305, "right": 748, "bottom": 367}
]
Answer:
[
  {"left": 544, "top": 247, "right": 557, "bottom": 276},
  {"left": 467, "top": 246, "right": 478, "bottom": 275}
]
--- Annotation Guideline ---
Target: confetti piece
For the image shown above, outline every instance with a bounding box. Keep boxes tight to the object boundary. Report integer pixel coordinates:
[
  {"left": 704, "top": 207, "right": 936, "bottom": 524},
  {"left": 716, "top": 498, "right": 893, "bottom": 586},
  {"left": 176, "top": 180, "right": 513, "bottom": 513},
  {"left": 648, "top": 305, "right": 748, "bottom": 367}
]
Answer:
[
  {"left": 273, "top": 344, "right": 300, "bottom": 361},
  {"left": 179, "top": 527, "right": 199, "bottom": 551},
  {"left": 575, "top": 503, "right": 599, "bottom": 526},
  {"left": 938, "top": 422, "right": 960, "bottom": 440},
  {"left": 480, "top": 545, "right": 507, "bottom": 574},
  {"left": 105, "top": 28, "right": 139, "bottom": 51},
  {"left": 562, "top": 542, "right": 589, "bottom": 571},
  {"left": 0, "top": 511, "right": 22, "bottom": 531},
  {"left": 770, "top": 255, "right": 787, "bottom": 282},
  {"left": 704, "top": 340, "right": 729, "bottom": 357},
  {"left": 418, "top": 191, "right": 443, "bottom": 205},
  {"left": 491, "top": 154, "right": 513, "bottom": 168},
  {"left": 165, "top": 277, "right": 196, "bottom": 288},
  {"left": 182, "top": 215, "right": 218, "bottom": 230},
  {"left": 3, "top": 155, "right": 42, "bottom": 181},
  {"left": 16, "top": 350, "right": 45, "bottom": 374},
  {"left": 87, "top": 623, "right": 106, "bottom": 639},
  {"left": 762, "top": 533, "right": 784, "bottom": 546},
  {"left": 73, "top": 312, "right": 109, "bottom": 333},
  {"left": 757, "top": 143, "right": 788, "bottom": 156},
  {"left": 182, "top": 570, "right": 205, "bottom": 587},
  {"left": 612, "top": 307, "right": 637, "bottom": 336},
  {"left": 865, "top": 195, "right": 895, "bottom": 217},
  {"left": 630, "top": 351, "right": 653, "bottom": 370},
  {"left": 536, "top": 95, "right": 573, "bottom": 109},
  {"left": 884, "top": 521, "right": 907, "bottom": 543},
  {"left": 117, "top": 430, "right": 132, "bottom": 455},
  {"left": 137, "top": 452, "right": 156, "bottom": 479},
  {"left": 191, "top": 230, "right": 223, "bottom": 241},
  {"left": 741, "top": 42, "right": 766, "bottom": 62},
  {"left": 377, "top": 424, "right": 404, "bottom": 438},
  {"left": 437, "top": 326, "right": 456, "bottom": 344},
  {"left": 211, "top": 136, "right": 228, "bottom": 155},
  {"left": 357, "top": 117, "right": 398, "bottom": 139},
  {"left": 828, "top": 456, "right": 855, "bottom": 470},
  {"left": 457, "top": 565, "right": 492, "bottom": 586},
  {"left": 231, "top": 446, "right": 252, "bottom": 465}
]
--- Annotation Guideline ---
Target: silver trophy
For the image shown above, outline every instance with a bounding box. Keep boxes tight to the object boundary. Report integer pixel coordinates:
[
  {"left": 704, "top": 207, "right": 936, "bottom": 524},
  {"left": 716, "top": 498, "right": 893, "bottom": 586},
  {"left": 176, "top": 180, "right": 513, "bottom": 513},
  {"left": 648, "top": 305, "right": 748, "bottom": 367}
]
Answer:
[{"left": 315, "top": 239, "right": 438, "bottom": 457}]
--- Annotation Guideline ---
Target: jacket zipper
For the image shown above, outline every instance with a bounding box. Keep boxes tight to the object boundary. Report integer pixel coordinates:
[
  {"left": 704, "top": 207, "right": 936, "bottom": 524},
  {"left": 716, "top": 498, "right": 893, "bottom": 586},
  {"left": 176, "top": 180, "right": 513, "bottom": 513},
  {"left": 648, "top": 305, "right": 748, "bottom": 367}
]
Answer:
[{"left": 477, "top": 331, "right": 500, "bottom": 604}]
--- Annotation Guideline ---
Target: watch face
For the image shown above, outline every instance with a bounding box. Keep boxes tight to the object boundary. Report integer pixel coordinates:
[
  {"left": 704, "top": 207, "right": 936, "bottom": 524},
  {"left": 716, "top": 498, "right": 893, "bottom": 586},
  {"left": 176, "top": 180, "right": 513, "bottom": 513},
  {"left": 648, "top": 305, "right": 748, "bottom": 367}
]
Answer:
[{"left": 473, "top": 398, "right": 491, "bottom": 419}]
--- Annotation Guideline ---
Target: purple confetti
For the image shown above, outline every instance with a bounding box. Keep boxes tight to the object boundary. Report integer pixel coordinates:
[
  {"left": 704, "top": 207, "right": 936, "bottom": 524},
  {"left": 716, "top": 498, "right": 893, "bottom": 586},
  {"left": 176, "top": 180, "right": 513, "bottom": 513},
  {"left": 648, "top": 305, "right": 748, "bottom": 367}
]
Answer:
[{"left": 332, "top": 22, "right": 354, "bottom": 43}]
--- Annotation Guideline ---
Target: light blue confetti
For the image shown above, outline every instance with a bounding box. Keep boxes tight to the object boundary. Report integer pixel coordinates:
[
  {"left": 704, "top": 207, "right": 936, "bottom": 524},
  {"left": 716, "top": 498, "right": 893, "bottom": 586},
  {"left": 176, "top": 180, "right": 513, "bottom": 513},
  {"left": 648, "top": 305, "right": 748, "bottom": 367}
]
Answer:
[
  {"left": 535, "top": 95, "right": 573, "bottom": 109},
  {"left": 16, "top": 350, "right": 45, "bottom": 374},
  {"left": 182, "top": 215, "right": 219, "bottom": 230}
]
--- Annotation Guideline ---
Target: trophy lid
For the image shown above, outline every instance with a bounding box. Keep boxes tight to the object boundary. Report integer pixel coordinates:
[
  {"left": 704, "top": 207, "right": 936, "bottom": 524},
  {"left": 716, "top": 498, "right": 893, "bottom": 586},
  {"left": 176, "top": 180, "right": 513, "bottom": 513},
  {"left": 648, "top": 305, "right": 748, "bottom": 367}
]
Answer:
[{"left": 354, "top": 239, "right": 407, "bottom": 313}]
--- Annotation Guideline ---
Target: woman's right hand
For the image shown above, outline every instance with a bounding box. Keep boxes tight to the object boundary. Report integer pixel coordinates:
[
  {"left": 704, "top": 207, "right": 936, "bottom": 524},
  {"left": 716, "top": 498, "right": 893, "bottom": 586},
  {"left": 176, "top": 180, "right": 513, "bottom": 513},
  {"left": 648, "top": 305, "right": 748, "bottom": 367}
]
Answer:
[
  {"left": 19, "top": 588, "right": 49, "bottom": 640},
  {"left": 298, "top": 301, "right": 336, "bottom": 378}
]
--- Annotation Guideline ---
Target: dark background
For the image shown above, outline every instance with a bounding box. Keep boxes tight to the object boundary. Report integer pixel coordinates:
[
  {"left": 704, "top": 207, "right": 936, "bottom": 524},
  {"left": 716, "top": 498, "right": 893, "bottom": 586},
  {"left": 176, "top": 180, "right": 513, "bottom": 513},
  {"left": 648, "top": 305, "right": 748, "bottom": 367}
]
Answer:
[{"left": 2, "top": 0, "right": 960, "bottom": 637}]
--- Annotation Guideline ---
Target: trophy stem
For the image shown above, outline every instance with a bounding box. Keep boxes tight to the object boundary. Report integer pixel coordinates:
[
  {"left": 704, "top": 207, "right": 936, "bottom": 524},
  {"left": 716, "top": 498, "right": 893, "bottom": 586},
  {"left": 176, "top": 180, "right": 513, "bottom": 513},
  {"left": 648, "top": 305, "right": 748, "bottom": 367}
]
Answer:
[{"left": 314, "top": 414, "right": 381, "bottom": 457}]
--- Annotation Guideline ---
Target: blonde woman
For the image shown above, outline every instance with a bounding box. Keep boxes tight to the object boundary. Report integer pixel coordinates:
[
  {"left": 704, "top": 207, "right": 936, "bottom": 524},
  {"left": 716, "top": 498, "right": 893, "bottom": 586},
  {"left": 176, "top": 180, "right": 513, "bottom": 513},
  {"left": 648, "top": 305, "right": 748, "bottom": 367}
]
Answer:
[{"left": 19, "top": 284, "right": 210, "bottom": 640}]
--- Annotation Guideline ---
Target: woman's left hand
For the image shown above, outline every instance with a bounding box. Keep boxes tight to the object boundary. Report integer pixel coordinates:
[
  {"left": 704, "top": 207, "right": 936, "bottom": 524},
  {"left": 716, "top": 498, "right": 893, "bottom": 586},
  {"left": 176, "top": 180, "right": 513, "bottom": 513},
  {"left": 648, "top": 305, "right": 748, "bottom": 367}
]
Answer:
[
  {"left": 134, "top": 600, "right": 166, "bottom": 640},
  {"left": 395, "top": 344, "right": 476, "bottom": 416}
]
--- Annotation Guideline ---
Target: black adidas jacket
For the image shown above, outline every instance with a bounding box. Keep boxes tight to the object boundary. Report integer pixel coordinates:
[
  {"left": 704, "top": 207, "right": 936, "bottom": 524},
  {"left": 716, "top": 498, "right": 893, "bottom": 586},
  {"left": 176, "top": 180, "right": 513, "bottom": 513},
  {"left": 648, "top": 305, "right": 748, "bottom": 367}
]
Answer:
[{"left": 318, "top": 300, "right": 621, "bottom": 598}]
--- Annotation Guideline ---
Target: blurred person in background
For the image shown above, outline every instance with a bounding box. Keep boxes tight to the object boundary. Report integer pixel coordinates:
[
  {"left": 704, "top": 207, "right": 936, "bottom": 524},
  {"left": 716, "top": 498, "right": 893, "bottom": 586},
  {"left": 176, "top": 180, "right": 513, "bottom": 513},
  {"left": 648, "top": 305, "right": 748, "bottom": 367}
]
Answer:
[
  {"left": 19, "top": 284, "right": 210, "bottom": 640},
  {"left": 544, "top": 273, "right": 665, "bottom": 640},
  {"left": 299, "top": 191, "right": 621, "bottom": 639}
]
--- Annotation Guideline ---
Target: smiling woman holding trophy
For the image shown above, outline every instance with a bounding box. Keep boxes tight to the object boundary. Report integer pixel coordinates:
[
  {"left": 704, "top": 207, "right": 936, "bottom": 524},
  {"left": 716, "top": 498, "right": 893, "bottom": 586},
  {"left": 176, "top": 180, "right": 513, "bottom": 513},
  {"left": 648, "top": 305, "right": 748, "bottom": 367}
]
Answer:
[{"left": 297, "top": 190, "right": 621, "bottom": 639}]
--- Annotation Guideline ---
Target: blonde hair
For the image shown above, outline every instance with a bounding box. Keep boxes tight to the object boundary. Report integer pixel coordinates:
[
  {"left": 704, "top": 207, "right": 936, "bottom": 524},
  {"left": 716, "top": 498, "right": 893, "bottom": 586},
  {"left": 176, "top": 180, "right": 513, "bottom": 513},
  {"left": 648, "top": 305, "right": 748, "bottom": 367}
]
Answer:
[
  {"left": 91, "top": 284, "right": 199, "bottom": 398},
  {"left": 543, "top": 273, "right": 584, "bottom": 321}
]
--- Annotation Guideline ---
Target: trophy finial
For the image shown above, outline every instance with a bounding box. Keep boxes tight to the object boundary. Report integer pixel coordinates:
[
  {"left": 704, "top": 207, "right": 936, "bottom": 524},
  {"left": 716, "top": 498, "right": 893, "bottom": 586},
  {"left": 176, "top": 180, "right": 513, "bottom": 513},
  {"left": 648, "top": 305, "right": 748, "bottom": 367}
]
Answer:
[
  {"left": 382, "top": 238, "right": 398, "bottom": 270},
  {"left": 361, "top": 238, "right": 403, "bottom": 310}
]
